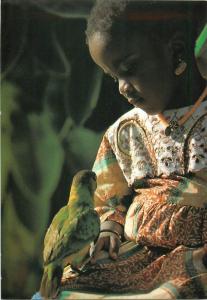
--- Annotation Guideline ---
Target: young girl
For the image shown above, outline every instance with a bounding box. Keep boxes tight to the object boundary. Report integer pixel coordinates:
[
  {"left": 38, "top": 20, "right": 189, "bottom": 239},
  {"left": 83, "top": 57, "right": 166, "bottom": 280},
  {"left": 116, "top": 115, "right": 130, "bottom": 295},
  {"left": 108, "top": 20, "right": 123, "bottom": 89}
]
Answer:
[{"left": 60, "top": 0, "right": 207, "bottom": 298}]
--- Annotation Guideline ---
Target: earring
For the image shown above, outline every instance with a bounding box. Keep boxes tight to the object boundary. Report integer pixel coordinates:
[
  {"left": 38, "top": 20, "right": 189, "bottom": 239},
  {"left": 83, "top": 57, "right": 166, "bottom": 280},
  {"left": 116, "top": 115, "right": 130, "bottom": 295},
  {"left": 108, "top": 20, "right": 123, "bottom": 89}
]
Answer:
[{"left": 174, "top": 58, "right": 187, "bottom": 76}]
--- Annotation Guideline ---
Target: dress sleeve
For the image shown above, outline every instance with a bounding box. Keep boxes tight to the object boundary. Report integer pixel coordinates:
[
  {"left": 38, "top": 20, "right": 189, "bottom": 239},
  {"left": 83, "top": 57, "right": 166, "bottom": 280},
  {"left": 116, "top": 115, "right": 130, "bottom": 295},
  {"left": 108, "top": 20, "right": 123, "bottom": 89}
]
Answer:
[{"left": 92, "top": 131, "right": 132, "bottom": 226}]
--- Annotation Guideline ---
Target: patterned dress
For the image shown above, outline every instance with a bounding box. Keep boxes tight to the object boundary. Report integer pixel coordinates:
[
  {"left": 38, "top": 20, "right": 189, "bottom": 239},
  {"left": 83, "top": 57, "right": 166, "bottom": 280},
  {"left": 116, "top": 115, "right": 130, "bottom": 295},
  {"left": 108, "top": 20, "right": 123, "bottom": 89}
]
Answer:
[{"left": 61, "top": 100, "right": 207, "bottom": 299}]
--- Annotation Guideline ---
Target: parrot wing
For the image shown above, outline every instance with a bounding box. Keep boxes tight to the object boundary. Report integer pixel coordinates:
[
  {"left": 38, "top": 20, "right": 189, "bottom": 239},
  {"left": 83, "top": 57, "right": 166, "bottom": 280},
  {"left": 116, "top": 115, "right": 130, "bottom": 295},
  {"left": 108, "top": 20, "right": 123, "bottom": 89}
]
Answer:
[
  {"left": 43, "top": 207, "right": 100, "bottom": 265},
  {"left": 43, "top": 206, "right": 71, "bottom": 264}
]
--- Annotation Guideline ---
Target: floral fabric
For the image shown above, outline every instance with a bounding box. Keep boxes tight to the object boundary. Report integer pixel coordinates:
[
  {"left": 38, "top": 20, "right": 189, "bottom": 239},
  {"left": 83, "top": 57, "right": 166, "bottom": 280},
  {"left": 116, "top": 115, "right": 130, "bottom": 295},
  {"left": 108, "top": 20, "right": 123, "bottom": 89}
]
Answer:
[{"left": 60, "top": 101, "right": 207, "bottom": 298}]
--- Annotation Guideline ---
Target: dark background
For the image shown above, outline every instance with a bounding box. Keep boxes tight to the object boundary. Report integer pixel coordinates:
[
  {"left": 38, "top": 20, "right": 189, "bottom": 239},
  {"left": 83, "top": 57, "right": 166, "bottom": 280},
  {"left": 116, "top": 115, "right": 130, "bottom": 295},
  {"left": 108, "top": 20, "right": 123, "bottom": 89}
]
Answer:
[{"left": 2, "top": 0, "right": 131, "bottom": 298}]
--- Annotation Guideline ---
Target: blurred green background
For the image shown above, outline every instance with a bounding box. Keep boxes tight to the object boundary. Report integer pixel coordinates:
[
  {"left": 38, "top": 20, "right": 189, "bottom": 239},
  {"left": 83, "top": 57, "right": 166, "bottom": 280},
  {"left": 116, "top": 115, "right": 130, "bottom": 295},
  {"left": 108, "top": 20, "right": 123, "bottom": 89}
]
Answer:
[
  {"left": 2, "top": 1, "right": 131, "bottom": 298},
  {"left": 2, "top": 0, "right": 206, "bottom": 298}
]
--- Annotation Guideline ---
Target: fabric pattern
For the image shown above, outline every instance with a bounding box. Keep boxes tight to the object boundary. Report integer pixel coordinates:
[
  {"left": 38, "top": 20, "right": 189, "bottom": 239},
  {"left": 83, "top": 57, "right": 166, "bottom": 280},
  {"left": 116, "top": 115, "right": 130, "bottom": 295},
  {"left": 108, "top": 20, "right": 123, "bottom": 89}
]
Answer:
[
  {"left": 60, "top": 101, "right": 207, "bottom": 299},
  {"left": 61, "top": 243, "right": 207, "bottom": 299}
]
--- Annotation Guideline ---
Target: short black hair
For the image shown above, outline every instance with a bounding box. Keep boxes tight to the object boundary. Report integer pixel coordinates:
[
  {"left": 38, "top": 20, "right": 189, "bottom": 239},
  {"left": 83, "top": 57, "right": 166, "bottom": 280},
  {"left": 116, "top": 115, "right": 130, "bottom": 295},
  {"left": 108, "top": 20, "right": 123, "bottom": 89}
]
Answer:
[
  {"left": 86, "top": 0, "right": 206, "bottom": 45},
  {"left": 86, "top": 0, "right": 128, "bottom": 40}
]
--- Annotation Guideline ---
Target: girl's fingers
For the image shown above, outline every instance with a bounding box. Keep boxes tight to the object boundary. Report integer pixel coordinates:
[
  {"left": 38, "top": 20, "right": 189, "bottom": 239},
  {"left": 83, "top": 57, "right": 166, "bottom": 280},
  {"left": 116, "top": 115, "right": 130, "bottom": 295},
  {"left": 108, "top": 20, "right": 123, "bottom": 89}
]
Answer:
[
  {"left": 90, "top": 232, "right": 121, "bottom": 264},
  {"left": 109, "top": 235, "right": 120, "bottom": 260}
]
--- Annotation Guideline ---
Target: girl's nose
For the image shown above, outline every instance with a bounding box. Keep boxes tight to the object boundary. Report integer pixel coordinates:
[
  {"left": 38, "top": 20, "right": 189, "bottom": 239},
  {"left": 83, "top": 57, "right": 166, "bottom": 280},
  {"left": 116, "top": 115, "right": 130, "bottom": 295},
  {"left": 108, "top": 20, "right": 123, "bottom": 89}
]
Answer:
[{"left": 119, "top": 79, "right": 134, "bottom": 98}]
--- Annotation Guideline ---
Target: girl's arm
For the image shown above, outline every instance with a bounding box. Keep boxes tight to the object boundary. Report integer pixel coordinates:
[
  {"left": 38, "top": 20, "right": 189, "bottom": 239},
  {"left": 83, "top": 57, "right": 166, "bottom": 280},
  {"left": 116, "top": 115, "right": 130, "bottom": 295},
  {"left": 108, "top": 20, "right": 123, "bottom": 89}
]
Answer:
[{"left": 91, "top": 132, "right": 132, "bottom": 261}]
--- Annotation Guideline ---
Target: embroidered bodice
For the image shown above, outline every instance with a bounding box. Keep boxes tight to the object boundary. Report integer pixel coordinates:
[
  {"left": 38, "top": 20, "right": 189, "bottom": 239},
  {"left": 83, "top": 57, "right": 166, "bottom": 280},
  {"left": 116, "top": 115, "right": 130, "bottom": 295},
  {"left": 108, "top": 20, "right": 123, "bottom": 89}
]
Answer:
[{"left": 106, "top": 101, "right": 207, "bottom": 186}]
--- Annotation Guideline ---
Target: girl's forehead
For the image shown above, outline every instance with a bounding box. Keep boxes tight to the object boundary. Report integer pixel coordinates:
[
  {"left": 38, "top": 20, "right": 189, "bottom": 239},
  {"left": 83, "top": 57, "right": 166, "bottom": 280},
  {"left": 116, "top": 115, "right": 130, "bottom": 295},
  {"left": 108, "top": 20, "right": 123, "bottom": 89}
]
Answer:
[
  {"left": 90, "top": 31, "right": 133, "bottom": 53},
  {"left": 88, "top": 33, "right": 109, "bottom": 60},
  {"left": 89, "top": 33, "right": 126, "bottom": 62},
  {"left": 89, "top": 30, "right": 149, "bottom": 59},
  {"left": 88, "top": 30, "right": 155, "bottom": 74}
]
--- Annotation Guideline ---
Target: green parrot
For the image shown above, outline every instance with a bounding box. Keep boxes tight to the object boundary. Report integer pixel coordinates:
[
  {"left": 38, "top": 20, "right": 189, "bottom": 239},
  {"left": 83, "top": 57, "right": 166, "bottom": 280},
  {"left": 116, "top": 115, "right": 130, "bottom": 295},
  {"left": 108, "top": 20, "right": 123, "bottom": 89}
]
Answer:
[{"left": 40, "top": 170, "right": 100, "bottom": 299}]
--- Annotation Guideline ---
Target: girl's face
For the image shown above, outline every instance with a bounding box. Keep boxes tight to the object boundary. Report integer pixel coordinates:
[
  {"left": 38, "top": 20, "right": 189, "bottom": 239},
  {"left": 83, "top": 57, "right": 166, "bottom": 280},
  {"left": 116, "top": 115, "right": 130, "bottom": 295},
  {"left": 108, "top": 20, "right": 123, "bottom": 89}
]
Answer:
[{"left": 88, "top": 31, "right": 178, "bottom": 115}]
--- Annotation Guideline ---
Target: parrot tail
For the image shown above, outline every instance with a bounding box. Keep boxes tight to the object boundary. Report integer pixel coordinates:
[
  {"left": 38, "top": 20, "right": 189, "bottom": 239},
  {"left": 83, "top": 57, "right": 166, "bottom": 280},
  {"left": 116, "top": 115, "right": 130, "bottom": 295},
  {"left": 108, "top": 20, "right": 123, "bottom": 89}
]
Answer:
[{"left": 40, "top": 263, "right": 63, "bottom": 299}]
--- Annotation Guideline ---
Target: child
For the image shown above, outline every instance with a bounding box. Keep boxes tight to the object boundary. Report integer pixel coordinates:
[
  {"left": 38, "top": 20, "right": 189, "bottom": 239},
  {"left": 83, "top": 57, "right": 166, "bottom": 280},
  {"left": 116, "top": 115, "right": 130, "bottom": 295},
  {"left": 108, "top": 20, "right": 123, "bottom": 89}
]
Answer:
[{"left": 61, "top": 0, "right": 207, "bottom": 298}]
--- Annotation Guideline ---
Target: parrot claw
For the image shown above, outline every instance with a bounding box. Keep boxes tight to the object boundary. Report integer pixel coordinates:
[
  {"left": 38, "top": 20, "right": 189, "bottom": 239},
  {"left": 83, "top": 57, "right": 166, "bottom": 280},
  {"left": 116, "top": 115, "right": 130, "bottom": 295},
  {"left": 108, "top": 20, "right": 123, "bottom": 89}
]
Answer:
[
  {"left": 79, "top": 256, "right": 93, "bottom": 270},
  {"left": 70, "top": 256, "right": 93, "bottom": 274}
]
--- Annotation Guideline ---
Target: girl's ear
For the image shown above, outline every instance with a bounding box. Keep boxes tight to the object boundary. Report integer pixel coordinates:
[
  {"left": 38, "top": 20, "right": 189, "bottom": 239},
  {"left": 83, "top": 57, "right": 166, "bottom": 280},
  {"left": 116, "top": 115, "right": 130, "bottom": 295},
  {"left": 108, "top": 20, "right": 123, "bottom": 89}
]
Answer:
[{"left": 167, "top": 31, "right": 186, "bottom": 68}]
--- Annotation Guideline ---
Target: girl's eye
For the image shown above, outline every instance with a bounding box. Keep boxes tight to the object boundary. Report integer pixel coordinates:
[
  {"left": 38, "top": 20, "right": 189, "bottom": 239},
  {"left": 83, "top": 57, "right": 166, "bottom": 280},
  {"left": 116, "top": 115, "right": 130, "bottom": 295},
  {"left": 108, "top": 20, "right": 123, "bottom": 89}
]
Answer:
[
  {"left": 120, "top": 56, "right": 139, "bottom": 76},
  {"left": 122, "top": 63, "right": 137, "bottom": 76}
]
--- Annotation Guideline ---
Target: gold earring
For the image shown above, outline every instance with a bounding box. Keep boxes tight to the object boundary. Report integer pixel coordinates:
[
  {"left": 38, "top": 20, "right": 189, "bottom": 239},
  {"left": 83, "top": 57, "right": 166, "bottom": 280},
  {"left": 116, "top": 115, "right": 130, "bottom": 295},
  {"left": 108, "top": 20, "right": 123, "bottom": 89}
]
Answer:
[{"left": 175, "top": 59, "right": 187, "bottom": 76}]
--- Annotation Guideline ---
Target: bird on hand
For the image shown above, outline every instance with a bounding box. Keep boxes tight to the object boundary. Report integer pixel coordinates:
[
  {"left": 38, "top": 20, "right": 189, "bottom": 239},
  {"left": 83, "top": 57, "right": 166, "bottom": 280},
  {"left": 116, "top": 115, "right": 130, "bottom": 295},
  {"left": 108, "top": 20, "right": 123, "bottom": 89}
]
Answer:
[{"left": 40, "top": 170, "right": 100, "bottom": 299}]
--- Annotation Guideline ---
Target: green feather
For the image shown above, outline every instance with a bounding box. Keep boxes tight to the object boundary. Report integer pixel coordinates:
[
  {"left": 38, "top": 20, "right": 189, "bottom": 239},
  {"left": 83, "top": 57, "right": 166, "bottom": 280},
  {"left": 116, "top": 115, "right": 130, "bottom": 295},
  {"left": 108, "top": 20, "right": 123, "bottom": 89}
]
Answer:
[{"left": 40, "top": 170, "right": 100, "bottom": 299}]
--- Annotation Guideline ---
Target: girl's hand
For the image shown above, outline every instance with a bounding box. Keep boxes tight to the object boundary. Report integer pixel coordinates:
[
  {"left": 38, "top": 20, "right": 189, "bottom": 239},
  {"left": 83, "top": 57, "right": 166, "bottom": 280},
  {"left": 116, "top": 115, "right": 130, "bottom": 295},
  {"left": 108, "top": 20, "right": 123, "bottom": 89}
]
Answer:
[{"left": 90, "top": 231, "right": 121, "bottom": 264}]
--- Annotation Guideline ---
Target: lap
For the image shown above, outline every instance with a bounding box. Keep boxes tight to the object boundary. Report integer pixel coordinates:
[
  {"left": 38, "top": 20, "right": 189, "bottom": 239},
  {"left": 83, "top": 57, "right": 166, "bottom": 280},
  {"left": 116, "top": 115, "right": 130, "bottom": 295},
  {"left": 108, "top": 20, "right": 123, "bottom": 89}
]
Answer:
[{"left": 60, "top": 241, "right": 207, "bottom": 299}]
